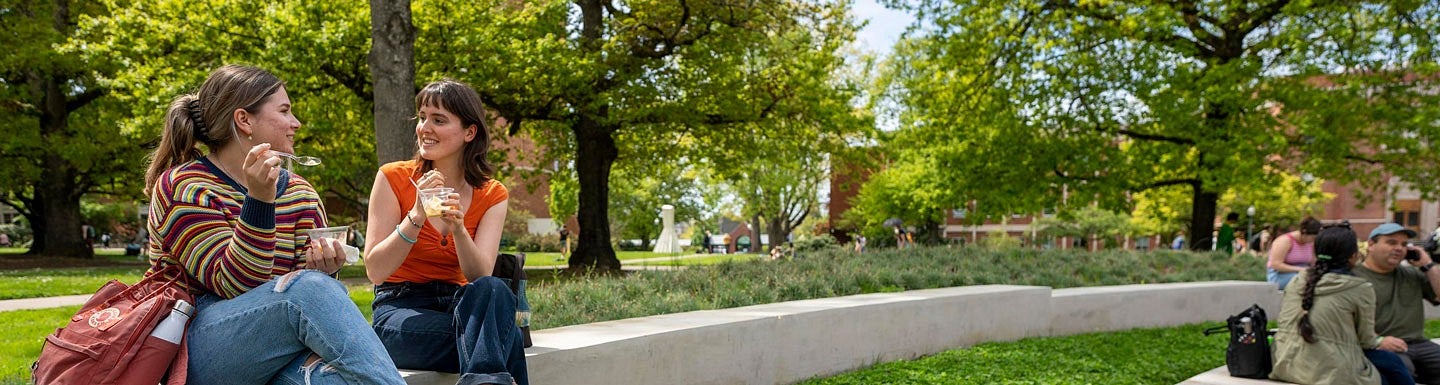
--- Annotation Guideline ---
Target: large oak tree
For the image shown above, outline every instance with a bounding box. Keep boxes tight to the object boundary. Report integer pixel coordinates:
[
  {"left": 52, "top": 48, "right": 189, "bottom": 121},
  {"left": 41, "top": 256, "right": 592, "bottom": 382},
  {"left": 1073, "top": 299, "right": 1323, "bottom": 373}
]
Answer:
[{"left": 0, "top": 0, "right": 148, "bottom": 258}]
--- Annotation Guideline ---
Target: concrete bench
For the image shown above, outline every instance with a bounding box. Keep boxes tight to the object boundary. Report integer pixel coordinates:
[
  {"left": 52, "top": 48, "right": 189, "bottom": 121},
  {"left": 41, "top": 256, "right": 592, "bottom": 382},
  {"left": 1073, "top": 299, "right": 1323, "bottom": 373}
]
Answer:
[
  {"left": 394, "top": 281, "right": 1281, "bottom": 385},
  {"left": 1179, "top": 339, "right": 1440, "bottom": 384}
]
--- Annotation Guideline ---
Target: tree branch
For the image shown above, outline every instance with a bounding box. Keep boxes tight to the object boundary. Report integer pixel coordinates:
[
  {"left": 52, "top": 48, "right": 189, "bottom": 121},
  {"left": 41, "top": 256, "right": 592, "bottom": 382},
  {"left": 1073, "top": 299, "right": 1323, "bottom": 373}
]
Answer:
[
  {"left": 1116, "top": 128, "right": 1196, "bottom": 145},
  {"left": 65, "top": 88, "right": 106, "bottom": 112}
]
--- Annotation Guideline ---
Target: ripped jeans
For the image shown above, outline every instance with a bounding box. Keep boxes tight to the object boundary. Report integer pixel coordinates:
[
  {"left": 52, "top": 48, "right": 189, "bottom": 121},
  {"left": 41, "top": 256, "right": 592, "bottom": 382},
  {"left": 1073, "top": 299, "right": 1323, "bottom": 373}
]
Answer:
[{"left": 186, "top": 270, "right": 405, "bottom": 385}]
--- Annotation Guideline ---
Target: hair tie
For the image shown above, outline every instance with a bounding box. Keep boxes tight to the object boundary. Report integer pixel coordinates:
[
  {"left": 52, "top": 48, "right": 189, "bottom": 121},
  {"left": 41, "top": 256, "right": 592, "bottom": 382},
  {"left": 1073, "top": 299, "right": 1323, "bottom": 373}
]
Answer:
[
  {"left": 1316, "top": 254, "right": 1332, "bottom": 261},
  {"left": 186, "top": 98, "right": 208, "bottom": 138}
]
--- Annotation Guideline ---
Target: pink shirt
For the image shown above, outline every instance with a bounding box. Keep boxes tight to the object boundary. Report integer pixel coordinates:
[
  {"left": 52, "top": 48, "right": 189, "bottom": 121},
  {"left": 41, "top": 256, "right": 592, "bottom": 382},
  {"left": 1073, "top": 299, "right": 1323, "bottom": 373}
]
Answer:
[{"left": 1282, "top": 233, "right": 1315, "bottom": 266}]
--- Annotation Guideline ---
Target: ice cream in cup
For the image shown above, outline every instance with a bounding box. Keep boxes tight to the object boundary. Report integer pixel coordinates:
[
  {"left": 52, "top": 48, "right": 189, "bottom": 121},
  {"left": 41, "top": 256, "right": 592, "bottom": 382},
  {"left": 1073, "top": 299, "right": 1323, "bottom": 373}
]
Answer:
[
  {"left": 418, "top": 187, "right": 455, "bottom": 218},
  {"left": 305, "top": 226, "right": 360, "bottom": 265}
]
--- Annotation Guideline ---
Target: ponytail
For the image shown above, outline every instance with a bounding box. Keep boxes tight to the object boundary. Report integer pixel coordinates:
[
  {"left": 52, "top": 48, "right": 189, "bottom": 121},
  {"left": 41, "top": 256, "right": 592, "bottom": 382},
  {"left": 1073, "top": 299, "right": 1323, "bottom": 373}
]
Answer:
[
  {"left": 144, "top": 95, "right": 205, "bottom": 196},
  {"left": 142, "top": 65, "right": 285, "bottom": 196}
]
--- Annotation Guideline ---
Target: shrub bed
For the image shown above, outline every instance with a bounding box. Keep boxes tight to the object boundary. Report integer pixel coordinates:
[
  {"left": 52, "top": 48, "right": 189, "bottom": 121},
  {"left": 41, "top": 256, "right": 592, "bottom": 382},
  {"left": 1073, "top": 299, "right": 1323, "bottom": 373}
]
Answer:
[{"left": 529, "top": 247, "right": 1266, "bottom": 329}]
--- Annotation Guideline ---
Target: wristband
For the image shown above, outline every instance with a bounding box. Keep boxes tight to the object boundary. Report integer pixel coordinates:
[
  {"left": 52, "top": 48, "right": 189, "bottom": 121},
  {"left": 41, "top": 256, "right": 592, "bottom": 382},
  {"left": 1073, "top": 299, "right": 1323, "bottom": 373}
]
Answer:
[
  {"left": 406, "top": 213, "right": 423, "bottom": 228},
  {"left": 1422, "top": 262, "right": 1437, "bottom": 273},
  {"left": 394, "top": 224, "right": 418, "bottom": 244}
]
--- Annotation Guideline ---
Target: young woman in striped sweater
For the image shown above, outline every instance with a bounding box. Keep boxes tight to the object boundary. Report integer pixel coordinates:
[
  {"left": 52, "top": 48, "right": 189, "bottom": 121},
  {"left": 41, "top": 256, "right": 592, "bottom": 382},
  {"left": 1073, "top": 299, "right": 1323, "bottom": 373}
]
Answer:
[{"left": 142, "top": 65, "right": 403, "bottom": 384}]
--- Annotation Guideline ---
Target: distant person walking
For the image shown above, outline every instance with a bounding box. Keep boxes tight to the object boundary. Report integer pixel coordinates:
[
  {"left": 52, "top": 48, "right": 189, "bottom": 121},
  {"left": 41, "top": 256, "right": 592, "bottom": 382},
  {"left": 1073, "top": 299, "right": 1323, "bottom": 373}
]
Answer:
[
  {"left": 1218, "top": 212, "right": 1239, "bottom": 254},
  {"left": 854, "top": 234, "right": 866, "bottom": 254}
]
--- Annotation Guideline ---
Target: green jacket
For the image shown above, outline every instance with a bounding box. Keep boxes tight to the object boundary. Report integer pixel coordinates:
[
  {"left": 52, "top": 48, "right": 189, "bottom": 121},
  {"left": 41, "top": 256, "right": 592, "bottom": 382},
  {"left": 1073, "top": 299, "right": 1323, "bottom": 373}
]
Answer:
[{"left": 1270, "top": 271, "right": 1382, "bottom": 385}]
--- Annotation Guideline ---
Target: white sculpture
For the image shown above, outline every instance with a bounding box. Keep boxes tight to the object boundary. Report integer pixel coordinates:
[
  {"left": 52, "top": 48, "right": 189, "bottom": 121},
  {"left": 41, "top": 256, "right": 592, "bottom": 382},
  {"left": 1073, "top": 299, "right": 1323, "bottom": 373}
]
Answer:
[{"left": 653, "top": 204, "right": 680, "bottom": 253}]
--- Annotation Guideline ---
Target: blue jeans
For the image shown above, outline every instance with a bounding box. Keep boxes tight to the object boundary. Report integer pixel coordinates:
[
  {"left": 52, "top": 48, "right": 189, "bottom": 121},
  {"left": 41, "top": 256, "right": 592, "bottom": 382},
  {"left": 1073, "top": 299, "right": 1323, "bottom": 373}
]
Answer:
[
  {"left": 187, "top": 270, "right": 405, "bottom": 385},
  {"left": 372, "top": 278, "right": 528, "bottom": 385},
  {"left": 1367, "top": 349, "right": 1416, "bottom": 385},
  {"left": 1267, "top": 268, "right": 1303, "bottom": 290}
]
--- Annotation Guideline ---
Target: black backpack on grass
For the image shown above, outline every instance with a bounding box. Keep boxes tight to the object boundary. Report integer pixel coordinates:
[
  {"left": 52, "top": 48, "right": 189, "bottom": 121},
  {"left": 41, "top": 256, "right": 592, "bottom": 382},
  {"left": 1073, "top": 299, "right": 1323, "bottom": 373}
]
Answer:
[{"left": 1203, "top": 304, "right": 1272, "bottom": 379}]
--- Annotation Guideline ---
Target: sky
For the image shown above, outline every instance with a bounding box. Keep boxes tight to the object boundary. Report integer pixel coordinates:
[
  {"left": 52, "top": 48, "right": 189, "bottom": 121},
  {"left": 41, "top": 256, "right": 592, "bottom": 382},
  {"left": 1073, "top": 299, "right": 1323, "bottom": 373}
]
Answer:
[{"left": 850, "top": 0, "right": 917, "bottom": 55}]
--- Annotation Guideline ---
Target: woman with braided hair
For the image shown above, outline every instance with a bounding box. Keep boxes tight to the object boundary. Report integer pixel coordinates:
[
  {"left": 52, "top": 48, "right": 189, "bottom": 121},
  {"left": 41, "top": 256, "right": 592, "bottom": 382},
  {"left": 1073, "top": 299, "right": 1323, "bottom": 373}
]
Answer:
[{"left": 1271, "top": 225, "right": 1412, "bottom": 384}]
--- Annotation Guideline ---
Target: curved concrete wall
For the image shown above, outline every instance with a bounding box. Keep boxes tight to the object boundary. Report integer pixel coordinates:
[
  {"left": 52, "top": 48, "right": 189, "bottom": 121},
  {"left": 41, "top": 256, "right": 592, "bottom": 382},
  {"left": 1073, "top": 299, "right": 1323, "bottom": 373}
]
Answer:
[{"left": 402, "top": 281, "right": 1283, "bottom": 385}]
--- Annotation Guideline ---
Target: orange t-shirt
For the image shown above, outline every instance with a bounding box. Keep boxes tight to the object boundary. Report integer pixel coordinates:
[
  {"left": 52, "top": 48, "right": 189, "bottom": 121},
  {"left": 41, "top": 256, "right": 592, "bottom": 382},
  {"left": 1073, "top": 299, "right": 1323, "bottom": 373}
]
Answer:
[{"left": 380, "top": 160, "right": 509, "bottom": 285}]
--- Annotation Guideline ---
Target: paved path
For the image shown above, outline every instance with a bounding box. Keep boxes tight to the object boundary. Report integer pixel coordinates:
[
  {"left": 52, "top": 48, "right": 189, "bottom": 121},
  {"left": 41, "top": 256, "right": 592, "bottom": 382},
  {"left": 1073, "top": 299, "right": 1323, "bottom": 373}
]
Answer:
[
  {"left": 0, "top": 295, "right": 92, "bottom": 312},
  {"left": 0, "top": 254, "right": 759, "bottom": 312}
]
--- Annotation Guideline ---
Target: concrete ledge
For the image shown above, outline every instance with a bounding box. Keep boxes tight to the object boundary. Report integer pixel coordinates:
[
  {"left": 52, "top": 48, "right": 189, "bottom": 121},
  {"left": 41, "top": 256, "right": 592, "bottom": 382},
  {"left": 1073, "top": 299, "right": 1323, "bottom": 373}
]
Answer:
[
  {"left": 1050, "top": 281, "right": 1282, "bottom": 336},
  {"left": 1178, "top": 367, "right": 1288, "bottom": 385},
  {"left": 1179, "top": 338, "right": 1440, "bottom": 384},
  {"left": 527, "top": 285, "right": 1051, "bottom": 385},
  {"left": 400, "top": 281, "right": 1280, "bottom": 385}
]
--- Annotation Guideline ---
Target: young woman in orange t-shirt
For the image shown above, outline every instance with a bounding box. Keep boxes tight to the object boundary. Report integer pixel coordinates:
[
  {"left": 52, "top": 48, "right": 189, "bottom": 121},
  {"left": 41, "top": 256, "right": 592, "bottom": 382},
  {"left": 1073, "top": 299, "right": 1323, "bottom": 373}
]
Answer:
[{"left": 363, "top": 79, "right": 527, "bottom": 385}]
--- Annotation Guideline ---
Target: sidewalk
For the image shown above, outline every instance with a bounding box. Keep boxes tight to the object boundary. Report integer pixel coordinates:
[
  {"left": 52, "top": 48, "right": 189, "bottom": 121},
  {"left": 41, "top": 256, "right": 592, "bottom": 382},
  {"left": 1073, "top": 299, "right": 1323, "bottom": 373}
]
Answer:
[{"left": 0, "top": 295, "right": 92, "bottom": 312}]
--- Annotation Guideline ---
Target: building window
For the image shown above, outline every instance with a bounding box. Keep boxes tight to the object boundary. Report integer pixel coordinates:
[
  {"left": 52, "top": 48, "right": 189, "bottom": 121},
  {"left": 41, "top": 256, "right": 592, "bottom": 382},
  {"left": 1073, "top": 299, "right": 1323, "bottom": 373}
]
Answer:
[
  {"left": 1394, "top": 199, "right": 1422, "bottom": 233},
  {"left": 952, "top": 209, "right": 966, "bottom": 219}
]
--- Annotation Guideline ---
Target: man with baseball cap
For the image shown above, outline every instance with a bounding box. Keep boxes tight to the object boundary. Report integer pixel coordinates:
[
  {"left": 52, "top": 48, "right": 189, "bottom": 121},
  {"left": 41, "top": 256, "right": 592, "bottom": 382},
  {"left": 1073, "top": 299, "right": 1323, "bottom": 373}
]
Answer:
[{"left": 1355, "top": 222, "right": 1440, "bottom": 383}]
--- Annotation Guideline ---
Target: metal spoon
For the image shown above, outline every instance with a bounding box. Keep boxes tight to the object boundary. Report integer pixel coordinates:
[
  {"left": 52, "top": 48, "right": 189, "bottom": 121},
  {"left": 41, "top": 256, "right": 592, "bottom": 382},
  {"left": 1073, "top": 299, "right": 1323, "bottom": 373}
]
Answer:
[{"left": 275, "top": 152, "right": 322, "bottom": 166}]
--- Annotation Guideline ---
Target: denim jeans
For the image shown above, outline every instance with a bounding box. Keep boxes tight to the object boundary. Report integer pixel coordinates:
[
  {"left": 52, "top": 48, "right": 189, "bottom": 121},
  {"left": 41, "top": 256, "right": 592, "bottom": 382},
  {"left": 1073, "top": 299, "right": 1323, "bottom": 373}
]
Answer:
[
  {"left": 1367, "top": 349, "right": 1417, "bottom": 385},
  {"left": 1267, "top": 268, "right": 1302, "bottom": 290},
  {"left": 372, "top": 277, "right": 528, "bottom": 385},
  {"left": 186, "top": 270, "right": 405, "bottom": 385}
]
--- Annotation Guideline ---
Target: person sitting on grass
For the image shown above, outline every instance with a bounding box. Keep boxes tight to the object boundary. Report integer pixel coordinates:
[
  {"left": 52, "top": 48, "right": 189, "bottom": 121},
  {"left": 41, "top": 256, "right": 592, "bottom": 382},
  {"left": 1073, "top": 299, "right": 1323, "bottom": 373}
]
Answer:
[{"left": 1270, "top": 224, "right": 1412, "bottom": 385}]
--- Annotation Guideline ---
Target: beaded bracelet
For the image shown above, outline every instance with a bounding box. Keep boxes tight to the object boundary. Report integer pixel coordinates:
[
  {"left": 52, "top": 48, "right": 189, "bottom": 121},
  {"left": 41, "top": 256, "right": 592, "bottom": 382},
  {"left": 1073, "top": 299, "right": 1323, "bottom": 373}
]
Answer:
[{"left": 394, "top": 224, "right": 418, "bottom": 244}]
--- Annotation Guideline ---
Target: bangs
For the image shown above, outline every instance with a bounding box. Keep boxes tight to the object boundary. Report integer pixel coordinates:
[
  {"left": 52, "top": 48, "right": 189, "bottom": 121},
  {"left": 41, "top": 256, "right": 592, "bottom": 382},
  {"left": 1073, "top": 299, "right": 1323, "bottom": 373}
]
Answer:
[{"left": 415, "top": 85, "right": 458, "bottom": 114}]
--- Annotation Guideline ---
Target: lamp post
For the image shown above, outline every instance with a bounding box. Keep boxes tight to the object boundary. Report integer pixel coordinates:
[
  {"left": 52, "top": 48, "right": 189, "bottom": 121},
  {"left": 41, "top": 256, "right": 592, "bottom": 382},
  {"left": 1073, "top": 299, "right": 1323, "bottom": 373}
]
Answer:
[{"left": 1246, "top": 206, "right": 1256, "bottom": 250}]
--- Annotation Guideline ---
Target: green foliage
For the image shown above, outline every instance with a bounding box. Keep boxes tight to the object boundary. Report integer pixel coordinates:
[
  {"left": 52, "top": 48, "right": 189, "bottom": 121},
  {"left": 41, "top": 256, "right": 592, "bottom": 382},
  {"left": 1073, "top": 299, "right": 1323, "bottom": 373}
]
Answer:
[
  {"left": 514, "top": 233, "right": 562, "bottom": 253},
  {"left": 0, "top": 1, "right": 151, "bottom": 256},
  {"left": 791, "top": 234, "right": 841, "bottom": 254},
  {"left": 876, "top": 1, "right": 1440, "bottom": 245},
  {"left": 608, "top": 163, "right": 704, "bottom": 246},
  {"left": 1036, "top": 206, "right": 1132, "bottom": 247},
  {"left": 979, "top": 231, "right": 1023, "bottom": 250},
  {"left": 74, "top": 0, "right": 377, "bottom": 215},
  {"left": 1132, "top": 174, "right": 1333, "bottom": 236},
  {"left": 546, "top": 165, "right": 578, "bottom": 229}
]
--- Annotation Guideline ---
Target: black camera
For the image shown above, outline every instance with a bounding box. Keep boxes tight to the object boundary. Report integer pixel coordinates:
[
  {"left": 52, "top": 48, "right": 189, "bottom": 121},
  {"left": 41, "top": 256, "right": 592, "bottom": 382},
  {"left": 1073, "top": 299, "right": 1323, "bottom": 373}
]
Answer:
[{"left": 1407, "top": 248, "right": 1421, "bottom": 261}]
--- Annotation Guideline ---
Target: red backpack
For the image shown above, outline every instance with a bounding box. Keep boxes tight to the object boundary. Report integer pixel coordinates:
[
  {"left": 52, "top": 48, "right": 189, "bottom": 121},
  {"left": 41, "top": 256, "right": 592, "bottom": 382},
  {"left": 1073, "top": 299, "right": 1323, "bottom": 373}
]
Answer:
[{"left": 32, "top": 264, "right": 194, "bottom": 385}]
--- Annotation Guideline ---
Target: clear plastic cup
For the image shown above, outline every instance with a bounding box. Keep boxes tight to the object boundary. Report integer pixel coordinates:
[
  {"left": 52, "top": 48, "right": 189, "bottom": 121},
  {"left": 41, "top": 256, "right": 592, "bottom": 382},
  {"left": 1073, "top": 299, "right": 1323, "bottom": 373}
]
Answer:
[
  {"left": 418, "top": 187, "right": 455, "bottom": 217},
  {"left": 305, "top": 226, "right": 360, "bottom": 265}
]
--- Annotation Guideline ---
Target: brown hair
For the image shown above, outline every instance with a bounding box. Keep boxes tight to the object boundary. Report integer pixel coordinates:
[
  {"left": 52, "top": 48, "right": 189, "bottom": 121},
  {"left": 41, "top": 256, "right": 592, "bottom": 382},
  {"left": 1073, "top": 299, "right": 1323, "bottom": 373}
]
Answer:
[
  {"left": 1299, "top": 216, "right": 1322, "bottom": 235},
  {"left": 412, "top": 79, "right": 494, "bottom": 187},
  {"left": 144, "top": 65, "right": 285, "bottom": 195}
]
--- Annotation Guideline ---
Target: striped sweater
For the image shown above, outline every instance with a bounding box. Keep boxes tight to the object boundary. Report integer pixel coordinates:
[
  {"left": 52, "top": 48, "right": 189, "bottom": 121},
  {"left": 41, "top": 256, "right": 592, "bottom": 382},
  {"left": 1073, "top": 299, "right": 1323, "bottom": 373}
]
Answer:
[{"left": 144, "top": 158, "right": 327, "bottom": 298}]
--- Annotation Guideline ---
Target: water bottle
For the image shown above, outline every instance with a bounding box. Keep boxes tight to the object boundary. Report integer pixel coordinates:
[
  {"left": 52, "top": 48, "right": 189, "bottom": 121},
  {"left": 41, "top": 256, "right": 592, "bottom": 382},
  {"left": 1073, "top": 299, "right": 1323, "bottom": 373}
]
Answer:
[
  {"left": 514, "top": 279, "right": 531, "bottom": 329},
  {"left": 150, "top": 299, "right": 194, "bottom": 344}
]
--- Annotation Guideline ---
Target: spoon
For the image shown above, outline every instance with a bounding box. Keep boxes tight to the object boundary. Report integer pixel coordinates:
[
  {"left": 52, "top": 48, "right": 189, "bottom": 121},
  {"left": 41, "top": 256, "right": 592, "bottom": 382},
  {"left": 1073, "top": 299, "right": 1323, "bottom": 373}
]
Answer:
[{"left": 274, "top": 152, "right": 322, "bottom": 167}]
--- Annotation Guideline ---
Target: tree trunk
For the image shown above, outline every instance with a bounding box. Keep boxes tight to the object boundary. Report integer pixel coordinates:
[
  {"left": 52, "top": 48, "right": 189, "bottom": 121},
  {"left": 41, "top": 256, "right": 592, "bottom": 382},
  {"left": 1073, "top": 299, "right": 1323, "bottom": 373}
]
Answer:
[
  {"left": 751, "top": 214, "right": 763, "bottom": 253},
  {"left": 1189, "top": 183, "right": 1219, "bottom": 252},
  {"left": 767, "top": 217, "right": 786, "bottom": 252},
  {"left": 368, "top": 0, "right": 416, "bottom": 165},
  {"left": 30, "top": 66, "right": 93, "bottom": 259},
  {"left": 568, "top": 115, "right": 621, "bottom": 271}
]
